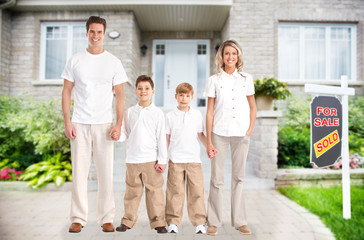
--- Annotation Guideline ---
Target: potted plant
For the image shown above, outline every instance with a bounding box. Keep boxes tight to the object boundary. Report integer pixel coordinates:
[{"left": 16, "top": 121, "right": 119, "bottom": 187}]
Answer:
[{"left": 254, "top": 77, "right": 291, "bottom": 110}]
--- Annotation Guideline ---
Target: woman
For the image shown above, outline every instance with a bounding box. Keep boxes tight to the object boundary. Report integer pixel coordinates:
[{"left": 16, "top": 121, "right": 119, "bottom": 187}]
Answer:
[{"left": 204, "top": 40, "right": 256, "bottom": 236}]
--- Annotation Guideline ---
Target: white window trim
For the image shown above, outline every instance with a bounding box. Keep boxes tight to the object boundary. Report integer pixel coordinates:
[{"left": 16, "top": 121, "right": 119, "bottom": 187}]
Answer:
[
  {"left": 39, "top": 21, "right": 86, "bottom": 82},
  {"left": 279, "top": 22, "right": 357, "bottom": 83}
]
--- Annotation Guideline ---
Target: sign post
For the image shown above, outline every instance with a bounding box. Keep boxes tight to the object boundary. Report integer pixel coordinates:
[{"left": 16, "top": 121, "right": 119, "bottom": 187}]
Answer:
[{"left": 305, "top": 76, "right": 355, "bottom": 219}]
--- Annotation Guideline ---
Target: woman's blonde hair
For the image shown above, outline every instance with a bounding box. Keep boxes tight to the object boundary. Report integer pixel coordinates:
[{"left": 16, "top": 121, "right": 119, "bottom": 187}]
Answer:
[{"left": 215, "top": 40, "right": 244, "bottom": 73}]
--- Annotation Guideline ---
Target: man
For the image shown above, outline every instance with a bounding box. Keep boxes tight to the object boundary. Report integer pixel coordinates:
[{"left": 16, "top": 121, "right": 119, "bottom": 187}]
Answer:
[{"left": 61, "top": 16, "right": 128, "bottom": 233}]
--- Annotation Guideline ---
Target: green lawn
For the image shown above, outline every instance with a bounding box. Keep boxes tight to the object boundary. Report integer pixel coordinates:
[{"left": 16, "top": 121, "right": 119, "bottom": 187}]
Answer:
[{"left": 279, "top": 185, "right": 364, "bottom": 240}]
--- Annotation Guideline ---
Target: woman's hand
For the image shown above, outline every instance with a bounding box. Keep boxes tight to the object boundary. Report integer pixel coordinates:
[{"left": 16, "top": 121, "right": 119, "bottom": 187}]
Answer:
[
  {"left": 207, "top": 143, "right": 218, "bottom": 159},
  {"left": 245, "top": 128, "right": 253, "bottom": 137}
]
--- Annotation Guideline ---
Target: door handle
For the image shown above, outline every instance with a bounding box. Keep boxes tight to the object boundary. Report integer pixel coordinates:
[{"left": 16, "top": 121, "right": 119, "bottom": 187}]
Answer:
[{"left": 167, "top": 75, "right": 170, "bottom": 89}]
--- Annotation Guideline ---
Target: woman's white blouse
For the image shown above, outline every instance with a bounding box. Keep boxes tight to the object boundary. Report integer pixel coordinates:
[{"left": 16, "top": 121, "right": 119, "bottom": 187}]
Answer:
[{"left": 204, "top": 69, "right": 255, "bottom": 137}]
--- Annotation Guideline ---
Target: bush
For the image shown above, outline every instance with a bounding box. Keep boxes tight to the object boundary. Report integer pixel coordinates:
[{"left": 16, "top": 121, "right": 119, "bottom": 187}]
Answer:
[
  {"left": 349, "top": 96, "right": 364, "bottom": 139},
  {"left": 0, "top": 96, "right": 70, "bottom": 171},
  {"left": 19, "top": 152, "right": 72, "bottom": 189},
  {"left": 254, "top": 77, "right": 291, "bottom": 100},
  {"left": 278, "top": 126, "right": 311, "bottom": 168},
  {"left": 0, "top": 96, "right": 38, "bottom": 168}
]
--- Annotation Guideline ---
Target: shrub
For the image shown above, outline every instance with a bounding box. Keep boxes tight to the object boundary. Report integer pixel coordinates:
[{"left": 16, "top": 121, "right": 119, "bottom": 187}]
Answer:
[
  {"left": 278, "top": 126, "right": 311, "bottom": 168},
  {"left": 254, "top": 77, "right": 291, "bottom": 100},
  {"left": 0, "top": 96, "right": 37, "bottom": 166},
  {"left": 349, "top": 96, "right": 364, "bottom": 138},
  {"left": 19, "top": 152, "right": 72, "bottom": 189}
]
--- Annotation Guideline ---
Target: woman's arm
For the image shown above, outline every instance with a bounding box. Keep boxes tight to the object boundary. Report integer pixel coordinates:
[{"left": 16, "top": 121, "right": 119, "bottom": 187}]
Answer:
[
  {"left": 206, "top": 97, "right": 218, "bottom": 158},
  {"left": 246, "top": 95, "right": 257, "bottom": 136}
]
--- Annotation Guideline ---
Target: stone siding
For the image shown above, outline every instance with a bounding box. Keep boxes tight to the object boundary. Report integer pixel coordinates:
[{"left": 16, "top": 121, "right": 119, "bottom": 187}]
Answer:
[
  {"left": 0, "top": 10, "right": 11, "bottom": 95},
  {"left": 222, "top": 0, "right": 364, "bottom": 94}
]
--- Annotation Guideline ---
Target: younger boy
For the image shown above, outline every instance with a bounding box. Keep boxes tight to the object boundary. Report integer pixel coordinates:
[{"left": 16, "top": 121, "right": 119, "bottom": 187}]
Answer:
[
  {"left": 116, "top": 75, "right": 168, "bottom": 234},
  {"left": 165, "top": 82, "right": 208, "bottom": 234}
]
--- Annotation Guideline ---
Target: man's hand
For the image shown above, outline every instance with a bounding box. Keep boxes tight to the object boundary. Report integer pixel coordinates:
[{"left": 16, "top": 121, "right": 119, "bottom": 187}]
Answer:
[
  {"left": 154, "top": 163, "right": 167, "bottom": 173},
  {"left": 64, "top": 122, "right": 76, "bottom": 139},
  {"left": 109, "top": 125, "right": 121, "bottom": 141}
]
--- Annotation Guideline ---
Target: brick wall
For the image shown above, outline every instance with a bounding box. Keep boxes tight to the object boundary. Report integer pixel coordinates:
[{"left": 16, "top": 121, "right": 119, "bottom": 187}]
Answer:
[
  {"left": 0, "top": 10, "right": 11, "bottom": 95},
  {"left": 7, "top": 11, "right": 140, "bottom": 105},
  {"left": 223, "top": 0, "right": 364, "bottom": 93}
]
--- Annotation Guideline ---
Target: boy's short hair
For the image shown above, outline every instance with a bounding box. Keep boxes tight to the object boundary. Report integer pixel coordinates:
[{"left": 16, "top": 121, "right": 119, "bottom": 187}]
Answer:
[
  {"left": 86, "top": 16, "right": 107, "bottom": 33},
  {"left": 135, "top": 75, "right": 154, "bottom": 89},
  {"left": 175, "top": 82, "right": 194, "bottom": 95}
]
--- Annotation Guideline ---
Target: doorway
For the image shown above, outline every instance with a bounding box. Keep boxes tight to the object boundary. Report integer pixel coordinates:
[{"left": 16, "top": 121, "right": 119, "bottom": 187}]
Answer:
[{"left": 152, "top": 40, "right": 210, "bottom": 110}]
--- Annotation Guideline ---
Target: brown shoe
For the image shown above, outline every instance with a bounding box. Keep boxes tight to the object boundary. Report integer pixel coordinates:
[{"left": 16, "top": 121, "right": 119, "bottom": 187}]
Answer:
[
  {"left": 102, "top": 222, "right": 115, "bottom": 232},
  {"left": 206, "top": 226, "right": 218, "bottom": 236},
  {"left": 155, "top": 226, "right": 167, "bottom": 234},
  {"left": 237, "top": 225, "right": 251, "bottom": 235},
  {"left": 116, "top": 223, "right": 130, "bottom": 232},
  {"left": 69, "top": 222, "right": 82, "bottom": 233}
]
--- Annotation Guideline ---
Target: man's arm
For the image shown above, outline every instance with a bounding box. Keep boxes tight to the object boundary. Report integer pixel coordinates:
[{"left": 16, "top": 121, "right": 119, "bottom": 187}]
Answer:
[
  {"left": 62, "top": 79, "right": 76, "bottom": 139},
  {"left": 109, "top": 83, "right": 125, "bottom": 141}
]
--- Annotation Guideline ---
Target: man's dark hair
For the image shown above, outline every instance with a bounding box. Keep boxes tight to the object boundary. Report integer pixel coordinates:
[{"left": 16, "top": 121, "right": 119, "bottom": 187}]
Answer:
[{"left": 86, "top": 16, "right": 107, "bottom": 33}]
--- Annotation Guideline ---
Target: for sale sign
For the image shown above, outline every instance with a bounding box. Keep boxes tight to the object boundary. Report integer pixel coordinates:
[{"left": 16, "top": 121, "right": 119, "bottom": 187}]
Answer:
[{"left": 311, "top": 96, "right": 342, "bottom": 168}]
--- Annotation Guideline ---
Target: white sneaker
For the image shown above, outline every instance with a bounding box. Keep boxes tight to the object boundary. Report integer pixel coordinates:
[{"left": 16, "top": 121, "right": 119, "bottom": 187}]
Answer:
[
  {"left": 195, "top": 225, "right": 206, "bottom": 234},
  {"left": 167, "top": 224, "right": 178, "bottom": 233}
]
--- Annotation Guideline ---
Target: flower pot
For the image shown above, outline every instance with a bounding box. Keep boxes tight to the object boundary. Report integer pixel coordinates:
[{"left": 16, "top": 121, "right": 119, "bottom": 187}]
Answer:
[{"left": 255, "top": 96, "right": 274, "bottom": 111}]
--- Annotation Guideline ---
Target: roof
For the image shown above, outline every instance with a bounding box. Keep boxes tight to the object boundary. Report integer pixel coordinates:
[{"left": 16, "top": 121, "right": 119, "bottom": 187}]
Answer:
[{"left": 9, "top": 0, "right": 232, "bottom": 31}]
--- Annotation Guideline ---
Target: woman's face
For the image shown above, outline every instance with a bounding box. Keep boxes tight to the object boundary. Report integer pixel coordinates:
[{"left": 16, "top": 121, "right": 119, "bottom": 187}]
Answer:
[{"left": 223, "top": 45, "right": 238, "bottom": 70}]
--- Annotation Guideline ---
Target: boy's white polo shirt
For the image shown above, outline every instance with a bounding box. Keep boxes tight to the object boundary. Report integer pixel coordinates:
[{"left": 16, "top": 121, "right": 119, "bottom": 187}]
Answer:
[
  {"left": 204, "top": 70, "right": 255, "bottom": 137},
  {"left": 166, "top": 107, "right": 204, "bottom": 163},
  {"left": 61, "top": 50, "right": 128, "bottom": 124},
  {"left": 122, "top": 103, "right": 168, "bottom": 164}
]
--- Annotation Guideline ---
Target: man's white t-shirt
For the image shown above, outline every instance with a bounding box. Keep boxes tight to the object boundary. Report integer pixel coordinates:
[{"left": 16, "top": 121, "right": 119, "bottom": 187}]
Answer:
[
  {"left": 166, "top": 107, "right": 204, "bottom": 163},
  {"left": 62, "top": 50, "right": 128, "bottom": 124}
]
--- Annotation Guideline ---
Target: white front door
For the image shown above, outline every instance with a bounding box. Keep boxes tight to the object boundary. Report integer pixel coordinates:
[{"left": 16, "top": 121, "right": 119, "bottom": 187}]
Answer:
[{"left": 153, "top": 40, "right": 210, "bottom": 110}]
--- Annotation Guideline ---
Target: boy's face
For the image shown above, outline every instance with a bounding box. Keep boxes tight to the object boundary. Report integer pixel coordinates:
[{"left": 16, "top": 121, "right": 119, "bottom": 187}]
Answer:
[
  {"left": 175, "top": 92, "right": 193, "bottom": 109},
  {"left": 86, "top": 23, "right": 105, "bottom": 48},
  {"left": 136, "top": 81, "right": 154, "bottom": 103}
]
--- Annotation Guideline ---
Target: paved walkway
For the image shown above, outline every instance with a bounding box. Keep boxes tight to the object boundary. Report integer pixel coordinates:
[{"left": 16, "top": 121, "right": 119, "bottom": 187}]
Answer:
[
  {"left": 0, "top": 189, "right": 334, "bottom": 240},
  {"left": 0, "top": 142, "right": 335, "bottom": 240}
]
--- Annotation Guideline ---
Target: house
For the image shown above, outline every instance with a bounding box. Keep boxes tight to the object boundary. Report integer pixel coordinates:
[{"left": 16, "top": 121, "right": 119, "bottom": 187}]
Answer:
[{"left": 1, "top": 0, "right": 363, "bottom": 180}]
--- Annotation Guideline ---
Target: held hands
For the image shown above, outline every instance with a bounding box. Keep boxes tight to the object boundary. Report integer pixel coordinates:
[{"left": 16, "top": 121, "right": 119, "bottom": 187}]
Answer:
[
  {"left": 64, "top": 122, "right": 76, "bottom": 139},
  {"left": 207, "top": 144, "right": 218, "bottom": 159},
  {"left": 109, "top": 125, "right": 121, "bottom": 141},
  {"left": 154, "top": 162, "right": 167, "bottom": 173}
]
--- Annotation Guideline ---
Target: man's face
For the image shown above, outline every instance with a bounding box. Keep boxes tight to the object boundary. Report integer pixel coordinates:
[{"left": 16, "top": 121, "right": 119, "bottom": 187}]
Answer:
[{"left": 86, "top": 23, "right": 105, "bottom": 48}]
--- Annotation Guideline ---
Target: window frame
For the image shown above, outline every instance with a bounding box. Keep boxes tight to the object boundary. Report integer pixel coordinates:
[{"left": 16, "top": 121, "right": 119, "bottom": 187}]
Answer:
[
  {"left": 278, "top": 22, "right": 357, "bottom": 83},
  {"left": 39, "top": 21, "right": 87, "bottom": 82}
]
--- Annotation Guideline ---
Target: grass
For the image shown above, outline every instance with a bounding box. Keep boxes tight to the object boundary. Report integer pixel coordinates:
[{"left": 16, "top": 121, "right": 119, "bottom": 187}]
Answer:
[{"left": 279, "top": 185, "right": 364, "bottom": 240}]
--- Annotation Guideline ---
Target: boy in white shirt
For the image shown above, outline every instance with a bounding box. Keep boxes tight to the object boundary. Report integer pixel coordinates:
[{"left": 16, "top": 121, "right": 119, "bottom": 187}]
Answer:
[
  {"left": 165, "top": 83, "right": 208, "bottom": 234},
  {"left": 116, "top": 75, "right": 168, "bottom": 234}
]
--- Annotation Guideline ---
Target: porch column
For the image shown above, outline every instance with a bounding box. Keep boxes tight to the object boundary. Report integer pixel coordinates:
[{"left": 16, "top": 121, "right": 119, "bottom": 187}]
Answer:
[{"left": 248, "top": 110, "right": 282, "bottom": 179}]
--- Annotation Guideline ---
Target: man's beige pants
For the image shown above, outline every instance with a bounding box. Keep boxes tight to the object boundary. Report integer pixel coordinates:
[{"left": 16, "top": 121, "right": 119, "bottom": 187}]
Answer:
[
  {"left": 207, "top": 133, "right": 250, "bottom": 228},
  {"left": 70, "top": 123, "right": 115, "bottom": 226},
  {"left": 121, "top": 162, "right": 165, "bottom": 229},
  {"left": 165, "top": 161, "right": 207, "bottom": 226}
]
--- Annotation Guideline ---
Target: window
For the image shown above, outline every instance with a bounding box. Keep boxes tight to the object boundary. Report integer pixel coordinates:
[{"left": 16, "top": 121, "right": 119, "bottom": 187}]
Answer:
[
  {"left": 278, "top": 23, "right": 356, "bottom": 82},
  {"left": 40, "top": 22, "right": 87, "bottom": 80}
]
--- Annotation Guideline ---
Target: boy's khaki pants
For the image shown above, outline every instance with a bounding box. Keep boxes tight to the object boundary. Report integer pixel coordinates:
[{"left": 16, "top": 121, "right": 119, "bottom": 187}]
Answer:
[
  {"left": 70, "top": 123, "right": 115, "bottom": 226},
  {"left": 165, "top": 161, "right": 207, "bottom": 226},
  {"left": 207, "top": 133, "right": 250, "bottom": 228},
  {"left": 121, "top": 162, "right": 165, "bottom": 229}
]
